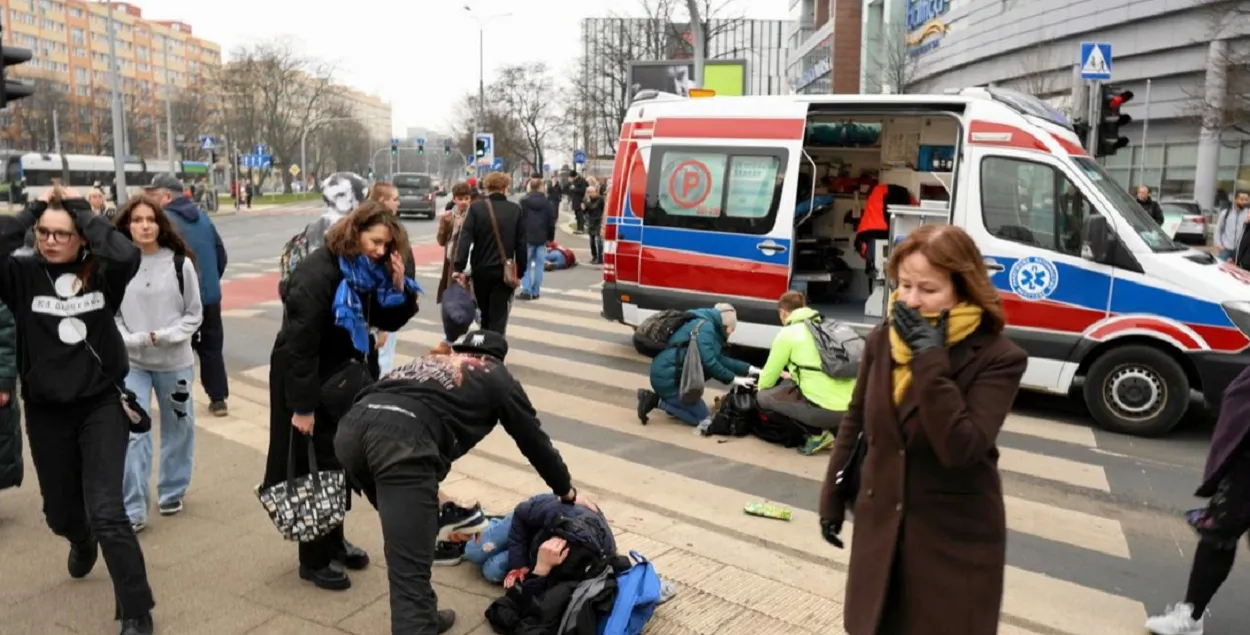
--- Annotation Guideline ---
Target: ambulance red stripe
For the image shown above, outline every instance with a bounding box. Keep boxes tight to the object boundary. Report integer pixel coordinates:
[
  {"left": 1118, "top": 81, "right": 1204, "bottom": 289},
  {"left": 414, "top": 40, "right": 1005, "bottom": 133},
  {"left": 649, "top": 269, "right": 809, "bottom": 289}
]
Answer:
[{"left": 652, "top": 117, "right": 806, "bottom": 140}]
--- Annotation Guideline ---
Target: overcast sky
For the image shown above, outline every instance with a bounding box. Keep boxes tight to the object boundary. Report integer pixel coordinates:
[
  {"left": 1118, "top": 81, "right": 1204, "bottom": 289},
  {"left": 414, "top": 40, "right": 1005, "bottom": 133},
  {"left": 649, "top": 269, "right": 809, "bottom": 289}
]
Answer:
[{"left": 130, "top": 0, "right": 790, "bottom": 136}]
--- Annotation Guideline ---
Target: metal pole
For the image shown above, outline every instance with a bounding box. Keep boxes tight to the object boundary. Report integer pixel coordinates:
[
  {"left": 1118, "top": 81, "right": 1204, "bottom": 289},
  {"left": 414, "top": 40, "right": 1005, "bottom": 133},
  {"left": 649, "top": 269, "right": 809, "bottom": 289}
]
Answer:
[
  {"left": 52, "top": 109, "right": 61, "bottom": 155},
  {"left": 477, "top": 24, "right": 484, "bottom": 180},
  {"left": 1140, "top": 78, "right": 1152, "bottom": 185},
  {"left": 1086, "top": 80, "right": 1099, "bottom": 151},
  {"left": 300, "top": 130, "right": 307, "bottom": 185},
  {"left": 686, "top": 0, "right": 704, "bottom": 87},
  {"left": 163, "top": 37, "right": 175, "bottom": 170},
  {"left": 106, "top": 1, "right": 127, "bottom": 204}
]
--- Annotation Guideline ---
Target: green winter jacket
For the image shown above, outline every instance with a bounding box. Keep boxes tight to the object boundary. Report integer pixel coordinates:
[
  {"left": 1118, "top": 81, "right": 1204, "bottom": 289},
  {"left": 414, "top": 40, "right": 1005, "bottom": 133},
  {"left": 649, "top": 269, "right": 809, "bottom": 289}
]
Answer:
[
  {"left": 0, "top": 300, "right": 20, "bottom": 490},
  {"left": 756, "top": 306, "right": 855, "bottom": 412}
]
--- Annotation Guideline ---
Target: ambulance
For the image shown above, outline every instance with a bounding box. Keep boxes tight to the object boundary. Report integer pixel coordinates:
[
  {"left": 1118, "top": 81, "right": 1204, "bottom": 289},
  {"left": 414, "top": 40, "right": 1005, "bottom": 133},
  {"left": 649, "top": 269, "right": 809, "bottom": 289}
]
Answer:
[{"left": 598, "top": 87, "right": 1250, "bottom": 437}]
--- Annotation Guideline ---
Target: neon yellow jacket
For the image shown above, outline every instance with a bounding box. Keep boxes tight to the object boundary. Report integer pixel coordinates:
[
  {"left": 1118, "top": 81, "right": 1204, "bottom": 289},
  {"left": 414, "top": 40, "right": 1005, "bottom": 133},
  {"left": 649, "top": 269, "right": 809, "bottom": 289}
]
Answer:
[{"left": 756, "top": 307, "right": 855, "bottom": 412}]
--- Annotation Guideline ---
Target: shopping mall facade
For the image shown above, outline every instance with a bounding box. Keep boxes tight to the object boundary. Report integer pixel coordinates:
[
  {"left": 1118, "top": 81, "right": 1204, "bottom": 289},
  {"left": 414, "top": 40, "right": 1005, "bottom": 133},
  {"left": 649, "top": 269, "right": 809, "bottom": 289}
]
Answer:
[{"left": 787, "top": 0, "right": 1248, "bottom": 207}]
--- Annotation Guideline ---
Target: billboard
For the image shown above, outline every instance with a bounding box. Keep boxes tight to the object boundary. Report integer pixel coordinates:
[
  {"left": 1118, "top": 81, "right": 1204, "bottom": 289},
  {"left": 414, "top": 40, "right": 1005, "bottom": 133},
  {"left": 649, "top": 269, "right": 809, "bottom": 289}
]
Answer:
[{"left": 627, "top": 59, "right": 748, "bottom": 102}]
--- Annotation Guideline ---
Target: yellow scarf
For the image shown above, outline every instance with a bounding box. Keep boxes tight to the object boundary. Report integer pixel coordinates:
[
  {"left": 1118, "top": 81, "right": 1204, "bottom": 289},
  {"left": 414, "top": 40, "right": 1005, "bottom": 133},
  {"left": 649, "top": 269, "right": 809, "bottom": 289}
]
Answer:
[{"left": 887, "top": 290, "right": 984, "bottom": 405}]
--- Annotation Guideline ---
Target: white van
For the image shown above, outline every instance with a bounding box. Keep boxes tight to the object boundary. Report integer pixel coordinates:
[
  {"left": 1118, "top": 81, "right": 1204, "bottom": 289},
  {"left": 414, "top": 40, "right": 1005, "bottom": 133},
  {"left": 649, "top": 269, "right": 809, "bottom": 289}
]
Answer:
[{"left": 599, "top": 87, "right": 1250, "bottom": 437}]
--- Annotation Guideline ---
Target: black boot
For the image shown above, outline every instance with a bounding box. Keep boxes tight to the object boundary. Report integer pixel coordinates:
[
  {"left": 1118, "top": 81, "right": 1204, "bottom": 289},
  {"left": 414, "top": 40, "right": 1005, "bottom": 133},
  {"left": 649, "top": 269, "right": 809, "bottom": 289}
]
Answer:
[
  {"left": 637, "top": 389, "right": 659, "bottom": 424},
  {"left": 68, "top": 537, "right": 99, "bottom": 579},
  {"left": 299, "top": 561, "right": 351, "bottom": 591},
  {"left": 119, "top": 613, "right": 153, "bottom": 635},
  {"left": 332, "top": 539, "right": 370, "bottom": 570},
  {"left": 436, "top": 609, "right": 457, "bottom": 634}
]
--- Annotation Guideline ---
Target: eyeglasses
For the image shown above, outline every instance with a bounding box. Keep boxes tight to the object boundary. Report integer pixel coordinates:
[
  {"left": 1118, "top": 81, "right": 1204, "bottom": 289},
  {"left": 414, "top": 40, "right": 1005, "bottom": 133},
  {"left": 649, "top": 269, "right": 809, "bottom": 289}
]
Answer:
[{"left": 34, "top": 228, "right": 76, "bottom": 244}]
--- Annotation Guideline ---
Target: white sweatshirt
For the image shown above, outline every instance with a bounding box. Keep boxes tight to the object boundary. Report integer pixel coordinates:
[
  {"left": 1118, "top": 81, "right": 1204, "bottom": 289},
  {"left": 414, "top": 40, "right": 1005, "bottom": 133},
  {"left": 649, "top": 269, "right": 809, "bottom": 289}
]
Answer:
[{"left": 116, "top": 247, "right": 204, "bottom": 372}]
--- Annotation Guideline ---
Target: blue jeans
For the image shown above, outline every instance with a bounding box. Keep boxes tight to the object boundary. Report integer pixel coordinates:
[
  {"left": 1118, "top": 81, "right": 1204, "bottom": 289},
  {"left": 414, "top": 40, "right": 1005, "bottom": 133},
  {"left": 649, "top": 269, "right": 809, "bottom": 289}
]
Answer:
[
  {"left": 378, "top": 330, "right": 398, "bottom": 376},
  {"left": 123, "top": 365, "right": 196, "bottom": 523},
  {"left": 464, "top": 515, "right": 513, "bottom": 583},
  {"left": 659, "top": 397, "right": 709, "bottom": 426},
  {"left": 520, "top": 244, "right": 546, "bottom": 296},
  {"left": 546, "top": 250, "right": 568, "bottom": 269}
]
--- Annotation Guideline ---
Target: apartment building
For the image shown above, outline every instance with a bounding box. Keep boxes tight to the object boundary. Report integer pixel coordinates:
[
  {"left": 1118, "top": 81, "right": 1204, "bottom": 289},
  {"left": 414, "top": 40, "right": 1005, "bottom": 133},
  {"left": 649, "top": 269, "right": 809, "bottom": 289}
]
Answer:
[
  {"left": 334, "top": 84, "right": 391, "bottom": 144},
  {"left": 1, "top": 0, "right": 222, "bottom": 156}
]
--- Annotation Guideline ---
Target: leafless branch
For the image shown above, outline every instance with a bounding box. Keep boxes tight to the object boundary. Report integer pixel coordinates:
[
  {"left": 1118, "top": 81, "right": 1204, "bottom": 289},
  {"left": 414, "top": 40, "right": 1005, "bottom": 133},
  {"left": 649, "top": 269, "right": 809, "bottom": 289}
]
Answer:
[{"left": 865, "top": 23, "right": 924, "bottom": 95}]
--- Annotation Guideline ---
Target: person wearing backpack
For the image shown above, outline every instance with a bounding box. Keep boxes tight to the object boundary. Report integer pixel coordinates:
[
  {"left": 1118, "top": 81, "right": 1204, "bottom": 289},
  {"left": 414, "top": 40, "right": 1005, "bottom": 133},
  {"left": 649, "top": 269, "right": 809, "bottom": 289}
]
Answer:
[
  {"left": 636, "top": 303, "right": 758, "bottom": 430},
  {"left": 113, "top": 195, "right": 204, "bottom": 533},
  {"left": 756, "top": 291, "right": 856, "bottom": 455},
  {"left": 149, "top": 174, "right": 228, "bottom": 418}
]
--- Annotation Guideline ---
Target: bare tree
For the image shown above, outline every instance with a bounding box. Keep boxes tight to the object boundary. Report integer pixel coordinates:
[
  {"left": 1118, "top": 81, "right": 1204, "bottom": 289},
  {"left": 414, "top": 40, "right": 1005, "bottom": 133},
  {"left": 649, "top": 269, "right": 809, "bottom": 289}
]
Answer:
[
  {"left": 569, "top": 0, "right": 746, "bottom": 155},
  {"left": 493, "top": 63, "right": 561, "bottom": 175},
  {"left": 1181, "top": 0, "right": 1250, "bottom": 135},
  {"left": 0, "top": 77, "right": 73, "bottom": 153},
  {"left": 447, "top": 92, "right": 527, "bottom": 172},
  {"left": 214, "top": 38, "right": 339, "bottom": 191},
  {"left": 315, "top": 111, "right": 371, "bottom": 176},
  {"left": 865, "top": 23, "right": 924, "bottom": 95},
  {"left": 167, "top": 85, "right": 219, "bottom": 160},
  {"left": 1015, "top": 43, "right": 1061, "bottom": 97}
]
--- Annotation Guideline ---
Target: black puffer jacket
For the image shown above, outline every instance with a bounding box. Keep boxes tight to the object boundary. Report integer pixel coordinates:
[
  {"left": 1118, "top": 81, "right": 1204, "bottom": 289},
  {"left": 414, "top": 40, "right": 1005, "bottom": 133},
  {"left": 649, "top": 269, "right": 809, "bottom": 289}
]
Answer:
[
  {"left": 520, "top": 192, "right": 556, "bottom": 246},
  {"left": 0, "top": 300, "right": 19, "bottom": 490}
]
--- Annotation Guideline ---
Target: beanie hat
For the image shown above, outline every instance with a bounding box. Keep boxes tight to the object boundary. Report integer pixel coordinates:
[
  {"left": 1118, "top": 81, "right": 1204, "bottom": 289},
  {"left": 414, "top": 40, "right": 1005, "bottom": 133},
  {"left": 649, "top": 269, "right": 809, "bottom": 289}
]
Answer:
[{"left": 714, "top": 302, "right": 737, "bottom": 331}]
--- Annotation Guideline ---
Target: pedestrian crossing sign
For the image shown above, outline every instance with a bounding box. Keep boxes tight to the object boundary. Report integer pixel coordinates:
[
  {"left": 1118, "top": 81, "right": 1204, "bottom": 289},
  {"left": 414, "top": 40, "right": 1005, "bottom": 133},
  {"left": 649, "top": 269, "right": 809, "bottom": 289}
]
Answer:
[{"left": 1080, "top": 42, "right": 1112, "bottom": 81}]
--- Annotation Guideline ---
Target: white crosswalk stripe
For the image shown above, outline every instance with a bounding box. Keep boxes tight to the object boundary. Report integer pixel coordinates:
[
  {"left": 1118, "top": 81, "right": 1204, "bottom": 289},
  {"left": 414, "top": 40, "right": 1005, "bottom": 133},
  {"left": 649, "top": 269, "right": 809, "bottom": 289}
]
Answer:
[{"left": 203, "top": 288, "right": 1148, "bottom": 634}]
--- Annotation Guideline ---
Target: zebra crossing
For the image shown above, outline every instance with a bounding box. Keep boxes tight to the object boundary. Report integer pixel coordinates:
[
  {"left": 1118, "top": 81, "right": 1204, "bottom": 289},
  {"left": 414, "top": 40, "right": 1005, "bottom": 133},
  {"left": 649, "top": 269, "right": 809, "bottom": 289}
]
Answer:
[{"left": 208, "top": 266, "right": 1159, "bottom": 634}]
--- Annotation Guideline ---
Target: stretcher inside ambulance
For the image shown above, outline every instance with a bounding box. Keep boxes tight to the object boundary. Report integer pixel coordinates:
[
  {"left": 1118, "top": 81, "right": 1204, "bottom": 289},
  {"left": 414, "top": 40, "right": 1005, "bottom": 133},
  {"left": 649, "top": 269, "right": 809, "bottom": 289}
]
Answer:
[{"left": 600, "top": 87, "right": 1250, "bottom": 437}]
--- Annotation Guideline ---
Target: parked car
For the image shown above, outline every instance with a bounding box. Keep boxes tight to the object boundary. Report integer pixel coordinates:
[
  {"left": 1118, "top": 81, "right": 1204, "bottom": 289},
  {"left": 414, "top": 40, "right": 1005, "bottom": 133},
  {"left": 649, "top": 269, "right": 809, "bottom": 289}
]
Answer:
[
  {"left": 1159, "top": 199, "right": 1212, "bottom": 245},
  {"left": 394, "top": 172, "right": 436, "bottom": 219}
]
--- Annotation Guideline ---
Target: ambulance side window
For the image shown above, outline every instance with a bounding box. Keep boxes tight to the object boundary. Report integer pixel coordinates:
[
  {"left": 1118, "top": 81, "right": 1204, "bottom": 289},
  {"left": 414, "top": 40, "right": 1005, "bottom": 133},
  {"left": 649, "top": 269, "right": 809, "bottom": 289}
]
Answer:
[
  {"left": 980, "top": 156, "right": 1098, "bottom": 258},
  {"left": 644, "top": 146, "right": 787, "bottom": 235}
]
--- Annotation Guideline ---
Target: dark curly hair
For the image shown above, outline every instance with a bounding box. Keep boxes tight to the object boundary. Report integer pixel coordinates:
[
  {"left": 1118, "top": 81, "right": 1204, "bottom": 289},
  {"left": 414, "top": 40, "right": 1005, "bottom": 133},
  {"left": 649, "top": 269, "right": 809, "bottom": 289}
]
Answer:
[{"left": 324, "top": 200, "right": 411, "bottom": 259}]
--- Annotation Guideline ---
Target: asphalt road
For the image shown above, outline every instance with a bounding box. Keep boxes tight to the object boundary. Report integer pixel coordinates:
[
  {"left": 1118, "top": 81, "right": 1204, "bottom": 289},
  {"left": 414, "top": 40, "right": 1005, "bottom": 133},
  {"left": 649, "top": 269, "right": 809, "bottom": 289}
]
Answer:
[{"left": 208, "top": 202, "right": 1247, "bottom": 631}]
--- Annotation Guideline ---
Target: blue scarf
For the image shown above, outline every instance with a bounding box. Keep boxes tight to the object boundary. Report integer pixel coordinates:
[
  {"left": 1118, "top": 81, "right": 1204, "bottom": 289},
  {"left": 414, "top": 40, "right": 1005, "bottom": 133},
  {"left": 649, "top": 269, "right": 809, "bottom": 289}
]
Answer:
[{"left": 334, "top": 255, "right": 422, "bottom": 354}]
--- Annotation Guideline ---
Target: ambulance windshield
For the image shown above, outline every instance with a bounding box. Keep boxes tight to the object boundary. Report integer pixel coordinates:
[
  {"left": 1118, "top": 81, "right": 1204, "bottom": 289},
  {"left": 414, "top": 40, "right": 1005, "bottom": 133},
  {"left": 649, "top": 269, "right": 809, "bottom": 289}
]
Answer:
[
  {"left": 1073, "top": 157, "right": 1186, "bottom": 253},
  {"left": 986, "top": 87, "right": 1072, "bottom": 130}
]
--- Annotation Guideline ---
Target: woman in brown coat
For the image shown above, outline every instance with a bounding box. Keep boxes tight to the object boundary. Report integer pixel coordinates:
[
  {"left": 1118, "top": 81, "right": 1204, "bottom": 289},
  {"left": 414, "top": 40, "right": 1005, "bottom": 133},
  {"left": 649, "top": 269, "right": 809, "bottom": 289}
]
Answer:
[
  {"left": 819, "top": 224, "right": 1027, "bottom": 635},
  {"left": 435, "top": 181, "right": 475, "bottom": 303}
]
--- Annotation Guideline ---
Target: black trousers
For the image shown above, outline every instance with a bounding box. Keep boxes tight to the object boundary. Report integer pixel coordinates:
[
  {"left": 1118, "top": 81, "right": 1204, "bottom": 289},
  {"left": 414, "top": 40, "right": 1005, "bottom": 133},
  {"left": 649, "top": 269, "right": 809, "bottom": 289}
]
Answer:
[
  {"left": 336, "top": 400, "right": 444, "bottom": 635},
  {"left": 472, "top": 268, "right": 514, "bottom": 335},
  {"left": 192, "top": 302, "right": 229, "bottom": 401},
  {"left": 25, "top": 396, "right": 155, "bottom": 619},
  {"left": 263, "top": 355, "right": 350, "bottom": 570},
  {"left": 587, "top": 219, "right": 603, "bottom": 261},
  {"left": 572, "top": 199, "right": 585, "bottom": 232}
]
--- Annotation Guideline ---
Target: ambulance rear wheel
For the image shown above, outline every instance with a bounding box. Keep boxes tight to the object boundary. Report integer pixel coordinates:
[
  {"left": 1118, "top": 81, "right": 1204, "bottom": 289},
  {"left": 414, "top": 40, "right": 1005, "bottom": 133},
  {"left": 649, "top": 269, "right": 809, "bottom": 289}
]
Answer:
[{"left": 1082, "top": 345, "right": 1188, "bottom": 437}]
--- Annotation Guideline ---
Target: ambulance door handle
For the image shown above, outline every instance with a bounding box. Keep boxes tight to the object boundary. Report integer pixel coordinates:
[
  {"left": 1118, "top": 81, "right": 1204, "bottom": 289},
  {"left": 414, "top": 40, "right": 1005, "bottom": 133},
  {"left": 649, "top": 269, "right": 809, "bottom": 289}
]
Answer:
[
  {"left": 983, "top": 258, "right": 1004, "bottom": 273},
  {"left": 756, "top": 240, "right": 787, "bottom": 255}
]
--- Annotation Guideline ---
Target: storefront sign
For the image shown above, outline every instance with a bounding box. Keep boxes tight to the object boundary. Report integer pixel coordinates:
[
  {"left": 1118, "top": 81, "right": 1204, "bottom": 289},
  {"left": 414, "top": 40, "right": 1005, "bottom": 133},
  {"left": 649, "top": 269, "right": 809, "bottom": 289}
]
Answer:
[{"left": 906, "top": 0, "right": 950, "bottom": 57}]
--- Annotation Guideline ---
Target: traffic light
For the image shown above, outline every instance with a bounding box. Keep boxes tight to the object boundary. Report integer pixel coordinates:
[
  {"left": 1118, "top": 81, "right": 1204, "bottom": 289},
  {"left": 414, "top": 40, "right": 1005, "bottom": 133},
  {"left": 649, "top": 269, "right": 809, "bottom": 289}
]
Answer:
[
  {"left": 390, "top": 139, "right": 398, "bottom": 157},
  {"left": 444, "top": 143, "right": 451, "bottom": 156},
  {"left": 475, "top": 137, "right": 487, "bottom": 158},
  {"left": 0, "top": 18, "right": 34, "bottom": 109},
  {"left": 417, "top": 143, "right": 424, "bottom": 155},
  {"left": 1095, "top": 86, "right": 1133, "bottom": 157}
]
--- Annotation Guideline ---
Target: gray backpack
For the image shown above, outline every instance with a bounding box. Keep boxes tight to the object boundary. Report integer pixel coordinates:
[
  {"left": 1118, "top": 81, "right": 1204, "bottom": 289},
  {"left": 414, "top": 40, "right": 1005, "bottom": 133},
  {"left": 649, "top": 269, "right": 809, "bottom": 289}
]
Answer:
[{"left": 796, "top": 314, "right": 864, "bottom": 379}]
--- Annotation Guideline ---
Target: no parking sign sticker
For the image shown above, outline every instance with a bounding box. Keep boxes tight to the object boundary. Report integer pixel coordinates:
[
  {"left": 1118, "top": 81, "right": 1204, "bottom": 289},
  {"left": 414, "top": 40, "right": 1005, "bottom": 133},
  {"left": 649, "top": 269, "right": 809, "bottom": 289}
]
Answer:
[{"left": 664, "top": 158, "right": 721, "bottom": 217}]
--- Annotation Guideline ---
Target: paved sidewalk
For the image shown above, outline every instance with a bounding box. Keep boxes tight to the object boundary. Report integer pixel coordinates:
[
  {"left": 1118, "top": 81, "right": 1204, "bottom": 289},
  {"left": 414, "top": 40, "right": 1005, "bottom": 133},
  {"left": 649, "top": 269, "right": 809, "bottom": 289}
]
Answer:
[{"left": 0, "top": 378, "right": 846, "bottom": 635}]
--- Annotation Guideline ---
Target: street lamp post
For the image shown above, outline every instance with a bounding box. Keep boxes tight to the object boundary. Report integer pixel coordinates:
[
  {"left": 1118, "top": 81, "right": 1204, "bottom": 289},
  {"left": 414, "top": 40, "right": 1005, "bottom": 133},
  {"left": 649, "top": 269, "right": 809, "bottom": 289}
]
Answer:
[
  {"left": 686, "top": 0, "right": 705, "bottom": 87},
  {"left": 163, "top": 37, "right": 176, "bottom": 167},
  {"left": 463, "top": 5, "right": 512, "bottom": 179},
  {"left": 105, "top": 1, "right": 126, "bottom": 203}
]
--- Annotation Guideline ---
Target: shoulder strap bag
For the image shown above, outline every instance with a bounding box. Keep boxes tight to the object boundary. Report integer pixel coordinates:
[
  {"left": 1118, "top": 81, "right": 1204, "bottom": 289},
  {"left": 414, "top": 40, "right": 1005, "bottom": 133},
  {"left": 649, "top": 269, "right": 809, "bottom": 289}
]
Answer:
[{"left": 485, "top": 198, "right": 520, "bottom": 288}]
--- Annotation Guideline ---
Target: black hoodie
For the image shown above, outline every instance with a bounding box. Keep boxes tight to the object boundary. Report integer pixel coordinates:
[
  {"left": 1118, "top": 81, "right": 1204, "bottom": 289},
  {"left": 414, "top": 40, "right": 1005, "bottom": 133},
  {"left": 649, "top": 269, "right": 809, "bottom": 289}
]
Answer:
[
  {"left": 0, "top": 200, "right": 141, "bottom": 404},
  {"left": 355, "top": 336, "right": 571, "bottom": 496}
]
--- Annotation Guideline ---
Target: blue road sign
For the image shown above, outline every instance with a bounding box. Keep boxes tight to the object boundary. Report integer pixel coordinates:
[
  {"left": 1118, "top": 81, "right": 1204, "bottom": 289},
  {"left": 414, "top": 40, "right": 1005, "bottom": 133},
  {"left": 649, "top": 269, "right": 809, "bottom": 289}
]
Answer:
[
  {"left": 253, "top": 144, "right": 266, "bottom": 156},
  {"left": 543, "top": 163, "right": 551, "bottom": 173},
  {"left": 1080, "top": 42, "right": 1112, "bottom": 81},
  {"left": 199, "top": 136, "right": 215, "bottom": 150},
  {"left": 573, "top": 150, "right": 586, "bottom": 164},
  {"left": 391, "top": 137, "right": 399, "bottom": 146},
  {"left": 416, "top": 137, "right": 426, "bottom": 146},
  {"left": 492, "top": 157, "right": 504, "bottom": 171}
]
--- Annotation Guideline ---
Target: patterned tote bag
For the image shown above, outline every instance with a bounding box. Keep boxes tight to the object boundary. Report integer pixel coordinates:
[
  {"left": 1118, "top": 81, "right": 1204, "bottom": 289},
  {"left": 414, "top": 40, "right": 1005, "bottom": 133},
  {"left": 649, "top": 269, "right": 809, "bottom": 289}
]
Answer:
[{"left": 256, "top": 429, "right": 347, "bottom": 542}]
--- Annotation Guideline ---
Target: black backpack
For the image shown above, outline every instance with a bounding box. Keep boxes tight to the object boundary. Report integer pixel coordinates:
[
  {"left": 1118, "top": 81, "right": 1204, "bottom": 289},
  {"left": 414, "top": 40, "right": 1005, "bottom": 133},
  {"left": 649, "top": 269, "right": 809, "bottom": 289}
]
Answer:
[
  {"left": 706, "top": 385, "right": 756, "bottom": 437},
  {"left": 795, "top": 314, "right": 865, "bottom": 380},
  {"left": 172, "top": 252, "right": 186, "bottom": 296},
  {"left": 751, "top": 411, "right": 822, "bottom": 448},
  {"left": 632, "top": 310, "right": 697, "bottom": 358}
]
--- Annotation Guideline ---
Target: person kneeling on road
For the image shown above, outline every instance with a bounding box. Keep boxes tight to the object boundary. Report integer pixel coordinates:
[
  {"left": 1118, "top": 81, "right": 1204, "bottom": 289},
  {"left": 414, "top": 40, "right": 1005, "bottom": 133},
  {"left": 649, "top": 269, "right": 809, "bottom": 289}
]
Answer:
[
  {"left": 334, "top": 329, "right": 591, "bottom": 635},
  {"left": 756, "top": 291, "right": 855, "bottom": 455}
]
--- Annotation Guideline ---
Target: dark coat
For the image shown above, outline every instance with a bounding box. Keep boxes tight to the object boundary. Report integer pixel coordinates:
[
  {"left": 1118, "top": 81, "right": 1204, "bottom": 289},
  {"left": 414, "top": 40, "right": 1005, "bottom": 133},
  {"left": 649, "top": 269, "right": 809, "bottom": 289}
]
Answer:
[
  {"left": 454, "top": 193, "right": 527, "bottom": 278},
  {"left": 520, "top": 192, "right": 556, "bottom": 246},
  {"left": 1198, "top": 364, "right": 1250, "bottom": 497},
  {"left": 820, "top": 323, "right": 1027, "bottom": 635},
  {"left": 647, "top": 308, "right": 750, "bottom": 401},
  {"left": 0, "top": 300, "right": 19, "bottom": 490},
  {"left": 262, "top": 246, "right": 419, "bottom": 488},
  {"left": 507, "top": 494, "right": 616, "bottom": 572}
]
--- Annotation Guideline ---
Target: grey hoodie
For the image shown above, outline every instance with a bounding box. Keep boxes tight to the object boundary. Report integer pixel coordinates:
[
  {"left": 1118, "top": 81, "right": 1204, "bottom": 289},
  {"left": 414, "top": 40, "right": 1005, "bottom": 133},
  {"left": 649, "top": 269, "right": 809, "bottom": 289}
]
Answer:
[{"left": 115, "top": 248, "right": 204, "bottom": 372}]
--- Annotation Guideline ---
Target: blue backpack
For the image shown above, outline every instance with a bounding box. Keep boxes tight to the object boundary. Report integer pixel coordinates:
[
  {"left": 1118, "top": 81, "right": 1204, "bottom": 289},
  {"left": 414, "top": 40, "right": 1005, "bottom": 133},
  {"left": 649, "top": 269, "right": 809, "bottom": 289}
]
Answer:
[{"left": 599, "top": 551, "right": 662, "bottom": 635}]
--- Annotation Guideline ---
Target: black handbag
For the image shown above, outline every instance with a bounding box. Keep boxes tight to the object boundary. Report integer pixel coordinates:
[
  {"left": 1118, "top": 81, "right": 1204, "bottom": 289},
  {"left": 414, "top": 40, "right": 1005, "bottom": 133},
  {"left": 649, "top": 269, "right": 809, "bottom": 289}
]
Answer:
[{"left": 835, "top": 432, "right": 866, "bottom": 509}]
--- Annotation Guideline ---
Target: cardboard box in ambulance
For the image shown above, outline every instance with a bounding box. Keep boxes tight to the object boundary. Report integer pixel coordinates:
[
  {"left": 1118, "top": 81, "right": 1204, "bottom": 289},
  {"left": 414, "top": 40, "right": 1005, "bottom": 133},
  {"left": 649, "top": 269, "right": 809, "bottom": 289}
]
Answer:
[{"left": 599, "top": 87, "right": 1250, "bottom": 437}]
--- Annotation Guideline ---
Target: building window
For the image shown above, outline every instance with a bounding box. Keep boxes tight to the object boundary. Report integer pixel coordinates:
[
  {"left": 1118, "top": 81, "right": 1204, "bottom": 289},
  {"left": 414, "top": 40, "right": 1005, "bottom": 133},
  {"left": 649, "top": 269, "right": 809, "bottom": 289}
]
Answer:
[{"left": 980, "top": 156, "right": 1094, "bottom": 258}]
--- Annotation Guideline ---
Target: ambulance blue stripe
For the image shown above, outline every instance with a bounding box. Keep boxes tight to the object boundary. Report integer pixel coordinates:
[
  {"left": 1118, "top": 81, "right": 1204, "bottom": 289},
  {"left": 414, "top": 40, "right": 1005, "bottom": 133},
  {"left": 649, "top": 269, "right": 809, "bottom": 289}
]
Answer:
[{"left": 638, "top": 226, "right": 792, "bottom": 265}]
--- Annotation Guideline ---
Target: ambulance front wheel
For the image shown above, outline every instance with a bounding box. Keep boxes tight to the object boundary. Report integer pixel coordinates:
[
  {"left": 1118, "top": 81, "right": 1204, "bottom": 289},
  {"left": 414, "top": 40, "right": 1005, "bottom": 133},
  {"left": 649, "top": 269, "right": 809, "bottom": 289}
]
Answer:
[{"left": 1082, "top": 345, "right": 1189, "bottom": 437}]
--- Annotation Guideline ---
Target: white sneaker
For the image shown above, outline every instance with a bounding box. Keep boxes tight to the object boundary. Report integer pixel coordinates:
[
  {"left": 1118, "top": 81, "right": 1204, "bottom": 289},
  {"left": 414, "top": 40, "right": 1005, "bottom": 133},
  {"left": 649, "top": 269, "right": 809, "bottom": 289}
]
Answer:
[{"left": 1145, "top": 603, "right": 1205, "bottom": 635}]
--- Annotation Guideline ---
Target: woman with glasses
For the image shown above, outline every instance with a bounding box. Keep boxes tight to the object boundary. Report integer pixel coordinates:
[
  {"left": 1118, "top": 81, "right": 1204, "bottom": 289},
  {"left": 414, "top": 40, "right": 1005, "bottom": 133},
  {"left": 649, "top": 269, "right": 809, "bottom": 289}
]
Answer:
[{"left": 0, "top": 186, "right": 155, "bottom": 635}]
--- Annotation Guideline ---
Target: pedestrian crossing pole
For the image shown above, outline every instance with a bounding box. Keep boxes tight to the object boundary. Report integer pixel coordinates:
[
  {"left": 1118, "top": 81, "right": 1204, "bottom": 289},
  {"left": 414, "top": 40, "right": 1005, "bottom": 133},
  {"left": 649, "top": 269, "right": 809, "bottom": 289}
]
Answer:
[{"left": 1085, "top": 80, "right": 1100, "bottom": 152}]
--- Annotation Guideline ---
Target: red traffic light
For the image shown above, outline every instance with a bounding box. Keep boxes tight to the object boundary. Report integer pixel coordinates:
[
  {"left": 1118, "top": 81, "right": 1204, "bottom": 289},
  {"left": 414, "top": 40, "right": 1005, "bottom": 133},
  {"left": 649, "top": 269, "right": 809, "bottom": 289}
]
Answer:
[{"left": 1108, "top": 90, "right": 1134, "bottom": 110}]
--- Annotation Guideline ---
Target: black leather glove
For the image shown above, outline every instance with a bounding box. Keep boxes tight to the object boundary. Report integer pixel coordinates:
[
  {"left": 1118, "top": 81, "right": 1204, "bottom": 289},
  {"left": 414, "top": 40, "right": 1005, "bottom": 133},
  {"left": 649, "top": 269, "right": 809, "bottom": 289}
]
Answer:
[
  {"left": 820, "top": 518, "right": 844, "bottom": 549},
  {"left": 892, "top": 302, "right": 948, "bottom": 353}
]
